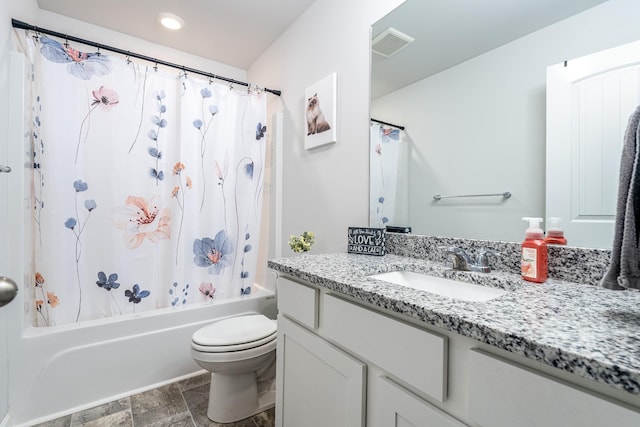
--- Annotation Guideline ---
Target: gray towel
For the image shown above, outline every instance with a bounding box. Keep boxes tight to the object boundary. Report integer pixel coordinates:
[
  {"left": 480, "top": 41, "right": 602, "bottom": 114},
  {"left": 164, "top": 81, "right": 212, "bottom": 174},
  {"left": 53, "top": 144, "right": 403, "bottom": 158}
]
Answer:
[{"left": 601, "top": 105, "right": 640, "bottom": 290}]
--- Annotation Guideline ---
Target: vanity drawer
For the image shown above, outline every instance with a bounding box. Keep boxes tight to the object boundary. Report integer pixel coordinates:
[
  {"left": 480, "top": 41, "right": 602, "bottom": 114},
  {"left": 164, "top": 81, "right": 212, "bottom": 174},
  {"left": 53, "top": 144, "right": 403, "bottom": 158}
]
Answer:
[
  {"left": 468, "top": 349, "right": 640, "bottom": 427},
  {"left": 322, "top": 294, "right": 447, "bottom": 402},
  {"left": 277, "top": 276, "right": 319, "bottom": 329}
]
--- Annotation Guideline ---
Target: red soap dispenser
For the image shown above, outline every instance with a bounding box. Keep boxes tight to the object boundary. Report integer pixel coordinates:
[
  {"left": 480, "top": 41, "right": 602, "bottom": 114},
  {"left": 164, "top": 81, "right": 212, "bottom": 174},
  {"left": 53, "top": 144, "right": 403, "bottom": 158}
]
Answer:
[
  {"left": 544, "top": 217, "right": 567, "bottom": 245},
  {"left": 521, "top": 217, "right": 548, "bottom": 283}
]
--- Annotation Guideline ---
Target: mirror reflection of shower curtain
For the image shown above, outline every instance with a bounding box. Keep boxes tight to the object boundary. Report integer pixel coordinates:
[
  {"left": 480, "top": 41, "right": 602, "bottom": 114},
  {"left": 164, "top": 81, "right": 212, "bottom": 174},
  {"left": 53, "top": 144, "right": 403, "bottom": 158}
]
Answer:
[
  {"left": 369, "top": 124, "right": 409, "bottom": 228},
  {"left": 19, "top": 33, "right": 267, "bottom": 326}
]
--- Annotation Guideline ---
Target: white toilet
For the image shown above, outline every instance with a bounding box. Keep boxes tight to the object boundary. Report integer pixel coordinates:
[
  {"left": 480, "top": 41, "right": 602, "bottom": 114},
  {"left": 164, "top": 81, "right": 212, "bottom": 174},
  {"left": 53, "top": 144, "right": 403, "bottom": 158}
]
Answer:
[{"left": 191, "top": 314, "right": 277, "bottom": 423}]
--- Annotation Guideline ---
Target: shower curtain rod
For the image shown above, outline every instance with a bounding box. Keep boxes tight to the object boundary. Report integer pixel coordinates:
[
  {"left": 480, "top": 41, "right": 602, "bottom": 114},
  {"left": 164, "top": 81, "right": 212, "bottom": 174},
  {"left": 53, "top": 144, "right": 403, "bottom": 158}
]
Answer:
[
  {"left": 370, "top": 118, "right": 405, "bottom": 130},
  {"left": 11, "top": 19, "right": 282, "bottom": 97}
]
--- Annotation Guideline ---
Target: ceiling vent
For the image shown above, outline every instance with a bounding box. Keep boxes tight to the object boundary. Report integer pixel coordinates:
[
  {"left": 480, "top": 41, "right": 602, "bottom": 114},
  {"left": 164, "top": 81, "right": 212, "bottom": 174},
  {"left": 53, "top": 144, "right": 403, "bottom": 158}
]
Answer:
[{"left": 372, "top": 27, "right": 415, "bottom": 57}]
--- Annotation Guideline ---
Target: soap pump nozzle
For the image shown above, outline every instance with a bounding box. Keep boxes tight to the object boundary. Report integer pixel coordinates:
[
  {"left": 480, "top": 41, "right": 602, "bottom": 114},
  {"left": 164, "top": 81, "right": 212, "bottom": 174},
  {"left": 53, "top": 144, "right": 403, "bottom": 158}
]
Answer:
[{"left": 522, "top": 217, "right": 544, "bottom": 239}]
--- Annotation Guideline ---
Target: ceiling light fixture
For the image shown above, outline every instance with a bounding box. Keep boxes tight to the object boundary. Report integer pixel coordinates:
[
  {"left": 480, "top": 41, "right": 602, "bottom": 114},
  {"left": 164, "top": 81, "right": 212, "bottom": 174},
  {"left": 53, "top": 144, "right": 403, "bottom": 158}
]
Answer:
[{"left": 158, "top": 12, "right": 185, "bottom": 31}]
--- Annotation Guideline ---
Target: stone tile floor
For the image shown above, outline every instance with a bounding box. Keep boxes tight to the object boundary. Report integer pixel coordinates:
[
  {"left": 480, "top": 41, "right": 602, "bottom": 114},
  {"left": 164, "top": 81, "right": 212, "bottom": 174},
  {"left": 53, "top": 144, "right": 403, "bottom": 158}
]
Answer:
[{"left": 33, "top": 373, "right": 275, "bottom": 427}]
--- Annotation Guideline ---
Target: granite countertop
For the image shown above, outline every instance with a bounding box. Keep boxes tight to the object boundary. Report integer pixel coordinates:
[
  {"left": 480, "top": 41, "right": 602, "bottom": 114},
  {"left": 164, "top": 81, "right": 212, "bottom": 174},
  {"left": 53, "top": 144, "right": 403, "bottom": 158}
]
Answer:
[{"left": 268, "top": 252, "right": 640, "bottom": 396}]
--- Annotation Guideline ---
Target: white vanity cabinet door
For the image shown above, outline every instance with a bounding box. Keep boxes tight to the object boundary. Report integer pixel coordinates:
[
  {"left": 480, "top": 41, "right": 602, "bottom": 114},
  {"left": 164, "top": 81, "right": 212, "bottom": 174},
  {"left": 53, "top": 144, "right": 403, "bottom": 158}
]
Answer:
[
  {"left": 468, "top": 349, "right": 640, "bottom": 427},
  {"left": 275, "top": 315, "right": 366, "bottom": 427},
  {"left": 370, "top": 376, "right": 467, "bottom": 427}
]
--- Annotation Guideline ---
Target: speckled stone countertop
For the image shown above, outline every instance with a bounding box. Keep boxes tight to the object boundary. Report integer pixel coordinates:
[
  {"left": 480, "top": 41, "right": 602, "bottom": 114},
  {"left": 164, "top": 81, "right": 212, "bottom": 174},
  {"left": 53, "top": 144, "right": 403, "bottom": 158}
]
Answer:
[{"left": 268, "top": 252, "right": 640, "bottom": 396}]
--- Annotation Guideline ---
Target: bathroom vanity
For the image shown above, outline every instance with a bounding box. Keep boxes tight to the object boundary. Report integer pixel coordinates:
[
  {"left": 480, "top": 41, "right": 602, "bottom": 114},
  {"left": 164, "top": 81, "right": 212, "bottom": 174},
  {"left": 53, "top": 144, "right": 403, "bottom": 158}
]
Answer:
[{"left": 269, "top": 251, "right": 640, "bottom": 427}]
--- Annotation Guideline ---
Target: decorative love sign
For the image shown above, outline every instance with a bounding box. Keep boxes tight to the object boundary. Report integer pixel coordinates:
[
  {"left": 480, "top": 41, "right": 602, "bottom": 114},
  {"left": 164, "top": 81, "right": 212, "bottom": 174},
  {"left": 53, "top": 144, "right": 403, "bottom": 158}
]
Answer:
[{"left": 348, "top": 227, "right": 386, "bottom": 256}]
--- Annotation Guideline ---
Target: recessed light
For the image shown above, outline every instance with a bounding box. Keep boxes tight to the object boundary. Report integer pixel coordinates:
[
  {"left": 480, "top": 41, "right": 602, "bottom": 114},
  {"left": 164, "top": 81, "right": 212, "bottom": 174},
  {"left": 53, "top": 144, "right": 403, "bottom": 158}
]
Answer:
[{"left": 158, "top": 12, "right": 185, "bottom": 31}]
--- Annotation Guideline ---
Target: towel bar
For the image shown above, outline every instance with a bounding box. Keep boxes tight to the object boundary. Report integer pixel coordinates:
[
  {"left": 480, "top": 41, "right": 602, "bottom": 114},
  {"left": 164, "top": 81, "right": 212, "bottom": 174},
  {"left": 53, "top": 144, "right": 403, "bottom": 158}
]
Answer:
[{"left": 433, "top": 192, "right": 511, "bottom": 201}]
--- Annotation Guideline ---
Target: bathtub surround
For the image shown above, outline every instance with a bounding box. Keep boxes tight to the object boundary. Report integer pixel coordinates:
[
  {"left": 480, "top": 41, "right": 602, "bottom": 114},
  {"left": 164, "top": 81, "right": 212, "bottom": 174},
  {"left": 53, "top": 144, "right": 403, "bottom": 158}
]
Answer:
[
  {"left": 19, "top": 31, "right": 267, "bottom": 326},
  {"left": 3, "top": 2, "right": 280, "bottom": 426}
]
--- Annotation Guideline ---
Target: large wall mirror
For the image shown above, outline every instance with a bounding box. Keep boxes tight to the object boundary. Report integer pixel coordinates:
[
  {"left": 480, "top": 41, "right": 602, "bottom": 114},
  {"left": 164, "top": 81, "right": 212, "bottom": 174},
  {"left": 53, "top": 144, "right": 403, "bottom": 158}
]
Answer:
[{"left": 369, "top": 0, "right": 640, "bottom": 249}]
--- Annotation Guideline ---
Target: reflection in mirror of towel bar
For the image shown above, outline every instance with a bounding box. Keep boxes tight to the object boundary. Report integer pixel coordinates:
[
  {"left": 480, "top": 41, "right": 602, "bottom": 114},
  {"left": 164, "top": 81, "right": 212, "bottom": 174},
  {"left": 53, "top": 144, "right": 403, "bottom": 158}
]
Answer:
[
  {"left": 433, "top": 192, "right": 511, "bottom": 201},
  {"left": 0, "top": 165, "right": 11, "bottom": 173}
]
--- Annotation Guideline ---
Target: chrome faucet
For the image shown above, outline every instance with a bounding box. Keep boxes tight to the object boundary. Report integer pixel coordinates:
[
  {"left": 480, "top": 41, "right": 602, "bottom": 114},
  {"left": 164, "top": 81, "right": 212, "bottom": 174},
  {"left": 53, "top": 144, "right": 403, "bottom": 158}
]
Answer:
[{"left": 439, "top": 246, "right": 499, "bottom": 273}]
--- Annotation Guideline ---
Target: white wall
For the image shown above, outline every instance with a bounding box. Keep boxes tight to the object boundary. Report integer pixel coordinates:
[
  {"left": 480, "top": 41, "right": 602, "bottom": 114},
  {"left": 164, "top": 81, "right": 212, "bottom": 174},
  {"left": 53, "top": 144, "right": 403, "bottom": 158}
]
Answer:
[
  {"left": 248, "top": 0, "right": 404, "bottom": 255},
  {"left": 372, "top": 0, "right": 640, "bottom": 242}
]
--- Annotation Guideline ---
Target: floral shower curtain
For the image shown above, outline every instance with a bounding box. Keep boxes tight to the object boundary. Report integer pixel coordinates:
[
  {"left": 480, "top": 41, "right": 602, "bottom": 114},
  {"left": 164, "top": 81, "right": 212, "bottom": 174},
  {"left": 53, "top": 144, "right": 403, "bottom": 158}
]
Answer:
[
  {"left": 19, "top": 33, "right": 267, "bottom": 326},
  {"left": 369, "top": 123, "right": 408, "bottom": 228}
]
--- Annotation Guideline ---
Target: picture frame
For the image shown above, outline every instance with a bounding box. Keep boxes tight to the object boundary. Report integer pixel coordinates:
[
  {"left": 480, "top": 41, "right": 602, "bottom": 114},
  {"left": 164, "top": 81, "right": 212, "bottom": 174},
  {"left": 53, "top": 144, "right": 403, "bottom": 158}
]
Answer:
[{"left": 304, "top": 73, "right": 337, "bottom": 149}]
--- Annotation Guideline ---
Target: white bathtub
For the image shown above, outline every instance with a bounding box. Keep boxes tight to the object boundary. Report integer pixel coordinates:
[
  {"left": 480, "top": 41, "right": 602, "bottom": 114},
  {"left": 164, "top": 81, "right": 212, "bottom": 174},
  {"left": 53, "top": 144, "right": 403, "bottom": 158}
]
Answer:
[{"left": 8, "top": 286, "right": 276, "bottom": 426}]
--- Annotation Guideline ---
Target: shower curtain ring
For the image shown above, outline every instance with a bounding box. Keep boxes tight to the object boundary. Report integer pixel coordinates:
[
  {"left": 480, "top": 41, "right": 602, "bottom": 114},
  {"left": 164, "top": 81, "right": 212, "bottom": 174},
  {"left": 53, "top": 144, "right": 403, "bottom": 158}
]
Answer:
[
  {"left": 153, "top": 61, "right": 158, "bottom": 72},
  {"left": 64, "top": 36, "right": 69, "bottom": 48}
]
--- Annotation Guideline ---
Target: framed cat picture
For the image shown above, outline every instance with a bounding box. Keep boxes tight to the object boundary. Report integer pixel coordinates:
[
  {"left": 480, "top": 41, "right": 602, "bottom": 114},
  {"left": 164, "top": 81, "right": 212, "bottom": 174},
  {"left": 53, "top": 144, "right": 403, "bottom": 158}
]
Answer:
[{"left": 304, "top": 73, "right": 337, "bottom": 150}]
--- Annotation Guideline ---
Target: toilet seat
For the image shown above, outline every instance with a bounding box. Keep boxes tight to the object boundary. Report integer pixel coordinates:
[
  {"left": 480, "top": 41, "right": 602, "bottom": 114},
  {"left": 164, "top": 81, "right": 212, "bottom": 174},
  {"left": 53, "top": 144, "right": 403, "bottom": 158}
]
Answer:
[
  {"left": 192, "top": 314, "right": 276, "bottom": 353},
  {"left": 192, "top": 331, "right": 276, "bottom": 353}
]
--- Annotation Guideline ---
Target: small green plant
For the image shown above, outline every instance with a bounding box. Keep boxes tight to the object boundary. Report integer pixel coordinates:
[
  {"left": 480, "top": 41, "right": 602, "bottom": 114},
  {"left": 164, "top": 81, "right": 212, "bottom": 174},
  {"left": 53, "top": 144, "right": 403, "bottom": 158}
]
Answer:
[{"left": 288, "top": 231, "right": 315, "bottom": 253}]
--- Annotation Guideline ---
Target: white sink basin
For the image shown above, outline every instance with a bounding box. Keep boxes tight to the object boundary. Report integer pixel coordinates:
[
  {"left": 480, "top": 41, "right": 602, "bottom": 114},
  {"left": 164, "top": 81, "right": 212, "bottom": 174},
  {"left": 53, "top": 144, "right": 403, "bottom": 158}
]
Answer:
[{"left": 369, "top": 271, "right": 508, "bottom": 302}]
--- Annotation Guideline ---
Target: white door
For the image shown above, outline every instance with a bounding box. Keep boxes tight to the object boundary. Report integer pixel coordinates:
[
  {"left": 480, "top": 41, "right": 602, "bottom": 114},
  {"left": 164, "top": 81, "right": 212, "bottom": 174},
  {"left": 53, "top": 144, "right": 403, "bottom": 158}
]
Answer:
[
  {"left": 0, "top": 66, "right": 17, "bottom": 427},
  {"left": 546, "top": 40, "right": 640, "bottom": 249},
  {"left": 0, "top": 0, "right": 12, "bottom": 421},
  {"left": 0, "top": 152, "right": 14, "bottom": 427},
  {"left": 0, "top": 148, "right": 10, "bottom": 426},
  {"left": 1, "top": 42, "right": 27, "bottom": 427}
]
